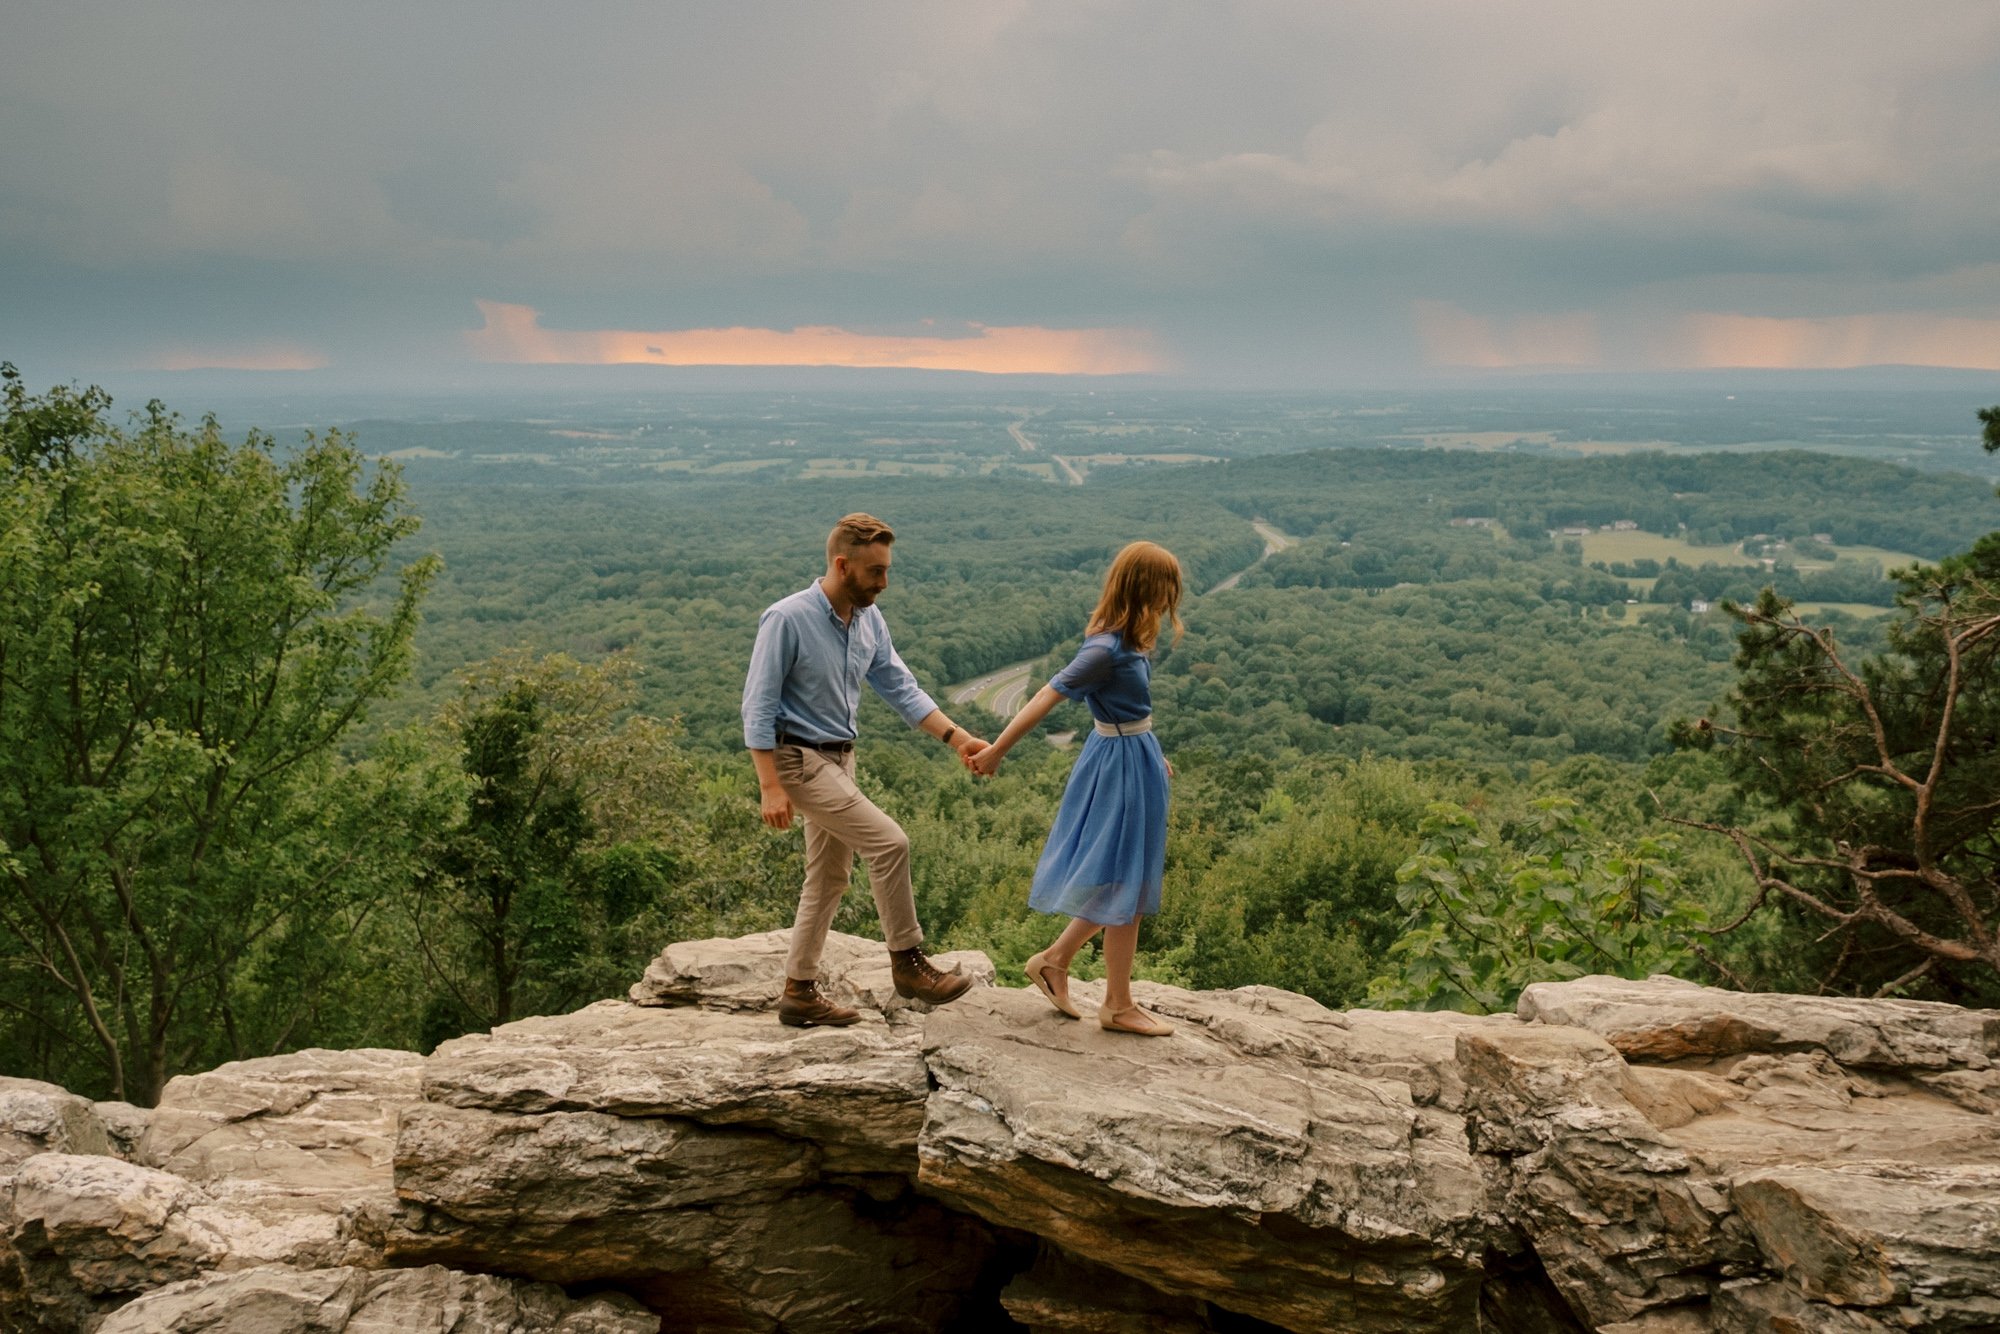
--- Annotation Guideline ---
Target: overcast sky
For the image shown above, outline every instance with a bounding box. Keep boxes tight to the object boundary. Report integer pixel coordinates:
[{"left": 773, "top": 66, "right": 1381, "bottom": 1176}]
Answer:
[{"left": 7, "top": 1, "right": 2000, "bottom": 387}]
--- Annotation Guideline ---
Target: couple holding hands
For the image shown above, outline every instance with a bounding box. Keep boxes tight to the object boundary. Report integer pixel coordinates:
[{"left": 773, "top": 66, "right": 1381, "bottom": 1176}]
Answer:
[{"left": 743, "top": 513, "right": 1181, "bottom": 1039}]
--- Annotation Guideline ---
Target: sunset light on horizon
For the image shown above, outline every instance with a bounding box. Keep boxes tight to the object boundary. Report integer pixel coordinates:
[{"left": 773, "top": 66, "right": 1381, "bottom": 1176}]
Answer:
[{"left": 464, "top": 301, "right": 1164, "bottom": 376}]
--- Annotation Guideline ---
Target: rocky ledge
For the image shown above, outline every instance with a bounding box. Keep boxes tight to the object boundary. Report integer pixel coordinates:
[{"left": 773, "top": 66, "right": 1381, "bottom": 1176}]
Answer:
[{"left": 3, "top": 930, "right": 1997, "bottom": 1332}]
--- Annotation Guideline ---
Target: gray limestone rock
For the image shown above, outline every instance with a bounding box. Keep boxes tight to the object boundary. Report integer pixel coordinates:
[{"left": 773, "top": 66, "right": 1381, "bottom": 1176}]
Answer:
[
  {"left": 134, "top": 1046, "right": 425, "bottom": 1272},
  {"left": 11, "top": 939, "right": 2000, "bottom": 1334},
  {"left": 1518, "top": 974, "right": 2000, "bottom": 1071},
  {"left": 1, "top": 1154, "right": 229, "bottom": 1329},
  {"left": 0, "top": 1079, "right": 111, "bottom": 1167},
  {"left": 627, "top": 927, "right": 994, "bottom": 1022},
  {"left": 916, "top": 978, "right": 1511, "bottom": 1333},
  {"left": 390, "top": 980, "right": 998, "bottom": 1333},
  {"left": 96, "top": 1262, "right": 660, "bottom": 1333},
  {"left": 421, "top": 998, "right": 927, "bottom": 1171}
]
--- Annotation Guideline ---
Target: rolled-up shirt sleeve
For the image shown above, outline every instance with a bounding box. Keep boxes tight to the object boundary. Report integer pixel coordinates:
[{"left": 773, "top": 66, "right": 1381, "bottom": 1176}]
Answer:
[
  {"left": 865, "top": 618, "right": 938, "bottom": 727},
  {"left": 1049, "top": 639, "right": 1115, "bottom": 700},
  {"left": 742, "top": 607, "right": 794, "bottom": 749}
]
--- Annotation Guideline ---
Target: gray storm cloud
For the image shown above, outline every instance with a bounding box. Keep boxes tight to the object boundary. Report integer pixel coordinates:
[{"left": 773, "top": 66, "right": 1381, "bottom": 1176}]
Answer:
[{"left": 5, "top": 1, "right": 2000, "bottom": 382}]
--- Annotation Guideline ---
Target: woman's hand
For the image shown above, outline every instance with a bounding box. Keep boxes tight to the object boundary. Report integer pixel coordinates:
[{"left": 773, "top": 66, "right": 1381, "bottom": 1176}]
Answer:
[{"left": 966, "top": 743, "right": 1005, "bottom": 777}]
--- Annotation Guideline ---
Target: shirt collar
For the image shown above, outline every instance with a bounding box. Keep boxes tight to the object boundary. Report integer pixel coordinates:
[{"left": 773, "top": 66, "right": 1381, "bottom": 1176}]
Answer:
[{"left": 808, "top": 579, "right": 848, "bottom": 627}]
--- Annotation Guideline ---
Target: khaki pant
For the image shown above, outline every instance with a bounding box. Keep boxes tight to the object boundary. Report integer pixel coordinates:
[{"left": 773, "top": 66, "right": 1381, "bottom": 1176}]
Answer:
[{"left": 774, "top": 745, "right": 923, "bottom": 981}]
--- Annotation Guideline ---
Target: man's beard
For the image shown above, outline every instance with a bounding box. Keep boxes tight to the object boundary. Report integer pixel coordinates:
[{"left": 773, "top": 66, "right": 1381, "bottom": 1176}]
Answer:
[{"left": 842, "top": 574, "right": 877, "bottom": 607}]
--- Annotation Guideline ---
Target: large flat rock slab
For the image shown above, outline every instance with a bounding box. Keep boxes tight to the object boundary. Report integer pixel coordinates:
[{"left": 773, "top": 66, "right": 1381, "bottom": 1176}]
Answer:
[
  {"left": 96, "top": 1262, "right": 660, "bottom": 1333},
  {"left": 1520, "top": 974, "right": 2000, "bottom": 1071},
  {"left": 423, "top": 999, "right": 927, "bottom": 1171},
  {"left": 916, "top": 979, "right": 1509, "bottom": 1333},
  {"left": 0, "top": 1080, "right": 112, "bottom": 1168},
  {"left": 629, "top": 927, "right": 994, "bottom": 1022},
  {"left": 387, "top": 1100, "right": 993, "bottom": 1333},
  {"left": 1484, "top": 979, "right": 2000, "bottom": 1331}
]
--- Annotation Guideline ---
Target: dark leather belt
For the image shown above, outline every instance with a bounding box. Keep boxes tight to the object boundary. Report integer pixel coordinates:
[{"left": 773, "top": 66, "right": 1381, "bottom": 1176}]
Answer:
[{"left": 777, "top": 732, "right": 855, "bottom": 754}]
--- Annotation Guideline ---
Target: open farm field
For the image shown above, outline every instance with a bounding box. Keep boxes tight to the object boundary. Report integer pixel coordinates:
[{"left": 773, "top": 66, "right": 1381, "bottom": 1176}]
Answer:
[
  {"left": 1576, "top": 528, "right": 1925, "bottom": 575},
  {"left": 1838, "top": 543, "right": 1927, "bottom": 571},
  {"left": 1577, "top": 530, "right": 1754, "bottom": 566},
  {"left": 1791, "top": 601, "right": 1899, "bottom": 619},
  {"left": 1393, "top": 431, "right": 1561, "bottom": 448},
  {"left": 1548, "top": 439, "right": 1686, "bottom": 455}
]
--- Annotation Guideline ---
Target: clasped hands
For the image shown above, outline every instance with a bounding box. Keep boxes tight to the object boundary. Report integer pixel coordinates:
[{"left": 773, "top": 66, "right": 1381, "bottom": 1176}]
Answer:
[{"left": 962, "top": 741, "right": 1004, "bottom": 777}]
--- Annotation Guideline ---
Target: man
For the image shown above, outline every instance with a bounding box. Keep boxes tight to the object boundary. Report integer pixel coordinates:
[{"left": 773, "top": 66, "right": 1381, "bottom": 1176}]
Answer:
[{"left": 743, "top": 513, "right": 985, "bottom": 1027}]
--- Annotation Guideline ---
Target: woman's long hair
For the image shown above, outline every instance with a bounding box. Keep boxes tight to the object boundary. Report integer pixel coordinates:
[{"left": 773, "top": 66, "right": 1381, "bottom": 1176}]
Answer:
[{"left": 1086, "top": 541, "right": 1184, "bottom": 654}]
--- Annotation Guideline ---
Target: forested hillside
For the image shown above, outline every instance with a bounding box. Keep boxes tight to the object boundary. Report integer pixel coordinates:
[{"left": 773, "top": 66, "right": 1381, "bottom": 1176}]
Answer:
[
  {"left": 7, "top": 371, "right": 1999, "bottom": 1103},
  {"left": 381, "top": 446, "right": 1998, "bottom": 769}
]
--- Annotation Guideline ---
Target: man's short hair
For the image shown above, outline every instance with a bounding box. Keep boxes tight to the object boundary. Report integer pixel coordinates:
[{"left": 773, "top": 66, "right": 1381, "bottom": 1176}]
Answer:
[{"left": 827, "top": 513, "right": 895, "bottom": 564}]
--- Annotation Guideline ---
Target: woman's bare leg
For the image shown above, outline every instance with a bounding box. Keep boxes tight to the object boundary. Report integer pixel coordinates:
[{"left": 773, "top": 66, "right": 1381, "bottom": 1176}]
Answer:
[
  {"left": 1101, "top": 920, "right": 1140, "bottom": 1012},
  {"left": 1046, "top": 916, "right": 1102, "bottom": 969},
  {"left": 1035, "top": 917, "right": 1102, "bottom": 1009}
]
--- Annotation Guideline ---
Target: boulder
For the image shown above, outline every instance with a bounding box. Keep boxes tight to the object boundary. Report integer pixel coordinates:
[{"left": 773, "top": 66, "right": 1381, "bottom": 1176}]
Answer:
[
  {"left": 419, "top": 998, "right": 927, "bottom": 1172},
  {"left": 95, "top": 1262, "right": 660, "bottom": 1333},
  {"left": 1518, "top": 974, "right": 2000, "bottom": 1071},
  {"left": 392, "top": 931, "right": 1002, "bottom": 1332},
  {"left": 916, "top": 977, "right": 1512, "bottom": 1332},
  {"left": 0, "top": 1154, "right": 229, "bottom": 1330},
  {"left": 1495, "top": 975, "right": 2000, "bottom": 1331},
  {"left": 90, "top": 1102, "right": 150, "bottom": 1160},
  {"left": 134, "top": 1046, "right": 425, "bottom": 1271},
  {"left": 0, "top": 1079, "right": 111, "bottom": 1167},
  {"left": 10, "top": 941, "right": 2000, "bottom": 1334},
  {"left": 629, "top": 927, "right": 995, "bottom": 1022}
]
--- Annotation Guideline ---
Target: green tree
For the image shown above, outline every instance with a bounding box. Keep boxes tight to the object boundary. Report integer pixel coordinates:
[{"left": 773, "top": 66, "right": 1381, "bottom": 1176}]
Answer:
[
  {"left": 410, "top": 651, "right": 756, "bottom": 1045},
  {"left": 1668, "top": 409, "right": 2000, "bottom": 1001},
  {"left": 1370, "top": 798, "right": 1708, "bottom": 1013},
  {"left": 0, "top": 366, "right": 439, "bottom": 1102}
]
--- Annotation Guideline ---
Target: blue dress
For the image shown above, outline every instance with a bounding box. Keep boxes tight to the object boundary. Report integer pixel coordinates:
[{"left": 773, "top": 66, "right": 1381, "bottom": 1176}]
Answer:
[{"left": 1029, "top": 632, "right": 1169, "bottom": 926}]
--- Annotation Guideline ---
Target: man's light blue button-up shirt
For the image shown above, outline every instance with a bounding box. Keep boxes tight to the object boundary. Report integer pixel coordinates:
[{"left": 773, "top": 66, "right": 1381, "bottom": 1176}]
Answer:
[{"left": 742, "top": 581, "right": 938, "bottom": 750}]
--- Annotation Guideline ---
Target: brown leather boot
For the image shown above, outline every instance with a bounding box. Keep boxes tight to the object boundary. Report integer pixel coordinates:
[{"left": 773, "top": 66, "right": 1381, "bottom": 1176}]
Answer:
[
  {"left": 889, "top": 946, "right": 973, "bottom": 1006},
  {"left": 778, "top": 977, "right": 860, "bottom": 1028}
]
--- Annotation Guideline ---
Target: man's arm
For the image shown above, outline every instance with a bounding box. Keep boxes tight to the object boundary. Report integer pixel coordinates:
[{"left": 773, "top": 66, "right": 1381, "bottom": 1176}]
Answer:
[
  {"left": 966, "top": 685, "right": 1062, "bottom": 775},
  {"left": 749, "top": 748, "right": 792, "bottom": 829},
  {"left": 915, "top": 707, "right": 985, "bottom": 758},
  {"left": 743, "top": 609, "right": 795, "bottom": 829},
  {"left": 865, "top": 618, "right": 983, "bottom": 755}
]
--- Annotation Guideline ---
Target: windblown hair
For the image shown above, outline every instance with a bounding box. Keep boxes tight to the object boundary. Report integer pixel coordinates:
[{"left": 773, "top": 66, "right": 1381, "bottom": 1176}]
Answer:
[
  {"left": 827, "top": 512, "right": 895, "bottom": 565},
  {"left": 1087, "top": 541, "right": 1183, "bottom": 654}
]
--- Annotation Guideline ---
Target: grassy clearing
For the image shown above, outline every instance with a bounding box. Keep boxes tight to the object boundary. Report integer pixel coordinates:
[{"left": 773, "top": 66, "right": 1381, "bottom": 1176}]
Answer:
[
  {"left": 1789, "top": 601, "right": 1898, "bottom": 619},
  {"left": 1577, "top": 530, "right": 1751, "bottom": 566},
  {"left": 1394, "top": 431, "right": 1560, "bottom": 448},
  {"left": 1575, "top": 529, "right": 1924, "bottom": 575}
]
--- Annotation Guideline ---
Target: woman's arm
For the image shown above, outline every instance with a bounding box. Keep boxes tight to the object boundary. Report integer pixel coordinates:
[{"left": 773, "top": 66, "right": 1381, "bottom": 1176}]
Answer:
[{"left": 966, "top": 685, "right": 1063, "bottom": 775}]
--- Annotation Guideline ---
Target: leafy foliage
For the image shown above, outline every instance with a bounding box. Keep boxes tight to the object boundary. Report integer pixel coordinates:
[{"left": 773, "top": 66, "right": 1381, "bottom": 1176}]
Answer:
[
  {"left": 0, "top": 366, "right": 441, "bottom": 1101},
  {"left": 1370, "top": 798, "right": 1708, "bottom": 1013},
  {"left": 1674, "top": 429, "right": 2000, "bottom": 1001},
  {"left": 410, "top": 651, "right": 795, "bottom": 1046}
]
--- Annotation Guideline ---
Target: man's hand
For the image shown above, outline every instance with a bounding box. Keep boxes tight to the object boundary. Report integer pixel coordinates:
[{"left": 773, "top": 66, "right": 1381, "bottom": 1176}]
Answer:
[
  {"left": 966, "top": 743, "right": 1004, "bottom": 777},
  {"left": 952, "top": 732, "right": 987, "bottom": 760},
  {"left": 760, "top": 785, "right": 795, "bottom": 830}
]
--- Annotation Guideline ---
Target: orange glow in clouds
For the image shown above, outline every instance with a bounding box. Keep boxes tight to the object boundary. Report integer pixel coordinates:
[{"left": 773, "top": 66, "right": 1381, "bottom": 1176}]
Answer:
[
  {"left": 1676, "top": 313, "right": 2000, "bottom": 371},
  {"left": 1417, "top": 300, "right": 2000, "bottom": 372},
  {"left": 149, "top": 343, "right": 329, "bottom": 372},
  {"left": 465, "top": 301, "right": 1162, "bottom": 375}
]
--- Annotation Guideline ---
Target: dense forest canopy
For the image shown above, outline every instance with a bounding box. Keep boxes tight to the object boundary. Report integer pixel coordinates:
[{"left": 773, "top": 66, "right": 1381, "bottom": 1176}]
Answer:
[{"left": 7, "top": 370, "right": 2000, "bottom": 1100}]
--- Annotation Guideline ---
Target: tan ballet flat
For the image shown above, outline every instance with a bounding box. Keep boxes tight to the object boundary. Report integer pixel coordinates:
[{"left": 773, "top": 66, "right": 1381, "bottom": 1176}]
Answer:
[
  {"left": 1024, "top": 950, "right": 1082, "bottom": 1019},
  {"left": 1099, "top": 1004, "right": 1173, "bottom": 1037}
]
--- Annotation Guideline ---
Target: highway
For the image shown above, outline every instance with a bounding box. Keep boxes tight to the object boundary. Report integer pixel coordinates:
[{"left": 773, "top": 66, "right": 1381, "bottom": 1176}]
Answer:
[{"left": 944, "top": 517, "right": 1299, "bottom": 720}]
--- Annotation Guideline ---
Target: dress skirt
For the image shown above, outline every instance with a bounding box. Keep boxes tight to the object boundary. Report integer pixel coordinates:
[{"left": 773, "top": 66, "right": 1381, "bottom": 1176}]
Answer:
[{"left": 1028, "top": 729, "right": 1169, "bottom": 926}]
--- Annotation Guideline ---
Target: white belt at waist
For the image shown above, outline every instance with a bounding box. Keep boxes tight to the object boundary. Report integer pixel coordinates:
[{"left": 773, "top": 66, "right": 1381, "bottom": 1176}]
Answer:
[{"left": 1093, "top": 714, "right": 1153, "bottom": 737}]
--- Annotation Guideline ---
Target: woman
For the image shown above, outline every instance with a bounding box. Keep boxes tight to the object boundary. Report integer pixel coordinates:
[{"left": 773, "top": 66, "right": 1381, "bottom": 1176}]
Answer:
[{"left": 967, "top": 540, "right": 1181, "bottom": 1036}]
